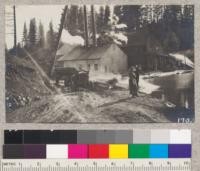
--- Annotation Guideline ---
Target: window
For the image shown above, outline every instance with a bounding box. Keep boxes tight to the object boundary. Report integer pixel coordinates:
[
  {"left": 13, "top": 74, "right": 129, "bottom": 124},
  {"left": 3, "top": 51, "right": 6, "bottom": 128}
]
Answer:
[
  {"left": 79, "top": 64, "right": 82, "bottom": 70},
  {"left": 94, "top": 64, "right": 98, "bottom": 71},
  {"left": 88, "top": 64, "right": 90, "bottom": 70},
  {"left": 56, "top": 61, "right": 64, "bottom": 67},
  {"left": 105, "top": 66, "right": 107, "bottom": 72}
]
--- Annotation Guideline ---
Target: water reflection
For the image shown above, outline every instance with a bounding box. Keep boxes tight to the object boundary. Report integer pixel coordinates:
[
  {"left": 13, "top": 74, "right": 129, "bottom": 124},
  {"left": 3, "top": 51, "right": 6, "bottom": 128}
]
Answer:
[{"left": 148, "top": 71, "right": 194, "bottom": 121}]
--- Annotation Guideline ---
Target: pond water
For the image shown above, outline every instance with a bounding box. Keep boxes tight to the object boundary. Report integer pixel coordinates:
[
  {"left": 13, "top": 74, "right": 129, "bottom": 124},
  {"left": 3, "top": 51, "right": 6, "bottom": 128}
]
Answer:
[{"left": 147, "top": 71, "right": 194, "bottom": 122}]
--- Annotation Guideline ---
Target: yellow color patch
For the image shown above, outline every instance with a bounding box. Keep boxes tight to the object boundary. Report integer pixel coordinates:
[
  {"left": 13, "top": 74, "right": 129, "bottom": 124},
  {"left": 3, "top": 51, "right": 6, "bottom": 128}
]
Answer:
[{"left": 109, "top": 144, "right": 128, "bottom": 158}]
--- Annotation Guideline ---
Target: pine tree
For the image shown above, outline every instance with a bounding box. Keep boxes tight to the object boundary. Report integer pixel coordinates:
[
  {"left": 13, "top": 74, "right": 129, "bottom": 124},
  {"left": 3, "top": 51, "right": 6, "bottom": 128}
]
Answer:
[
  {"left": 180, "top": 5, "right": 194, "bottom": 49},
  {"left": 163, "top": 6, "right": 182, "bottom": 28},
  {"left": 22, "top": 22, "right": 28, "bottom": 48},
  {"left": 28, "top": 18, "right": 37, "bottom": 48},
  {"left": 65, "top": 5, "right": 79, "bottom": 34},
  {"left": 96, "top": 6, "right": 105, "bottom": 33},
  {"left": 125, "top": 6, "right": 141, "bottom": 31},
  {"left": 114, "top": 5, "right": 141, "bottom": 31},
  {"left": 47, "top": 21, "right": 56, "bottom": 51},
  {"left": 38, "top": 21, "right": 45, "bottom": 48},
  {"left": 104, "top": 6, "right": 111, "bottom": 27},
  {"left": 114, "top": 6, "right": 123, "bottom": 19},
  {"left": 163, "top": 31, "right": 180, "bottom": 52},
  {"left": 77, "top": 7, "right": 84, "bottom": 33},
  {"left": 154, "top": 6, "right": 166, "bottom": 23},
  {"left": 182, "top": 5, "right": 194, "bottom": 24},
  {"left": 91, "top": 5, "right": 97, "bottom": 46}
]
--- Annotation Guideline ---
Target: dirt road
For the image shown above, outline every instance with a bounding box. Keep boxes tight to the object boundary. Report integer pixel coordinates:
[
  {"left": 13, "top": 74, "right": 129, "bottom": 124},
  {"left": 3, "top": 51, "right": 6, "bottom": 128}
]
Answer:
[{"left": 7, "top": 88, "right": 170, "bottom": 123}]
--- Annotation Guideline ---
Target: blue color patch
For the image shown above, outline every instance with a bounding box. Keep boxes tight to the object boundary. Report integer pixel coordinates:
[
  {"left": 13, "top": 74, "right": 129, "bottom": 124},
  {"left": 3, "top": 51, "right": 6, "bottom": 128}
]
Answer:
[{"left": 150, "top": 144, "right": 168, "bottom": 158}]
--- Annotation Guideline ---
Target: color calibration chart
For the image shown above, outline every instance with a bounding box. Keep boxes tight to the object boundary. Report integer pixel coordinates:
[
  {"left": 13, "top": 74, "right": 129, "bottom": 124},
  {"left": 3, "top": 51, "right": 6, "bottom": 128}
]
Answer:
[{"left": 1, "top": 129, "right": 191, "bottom": 171}]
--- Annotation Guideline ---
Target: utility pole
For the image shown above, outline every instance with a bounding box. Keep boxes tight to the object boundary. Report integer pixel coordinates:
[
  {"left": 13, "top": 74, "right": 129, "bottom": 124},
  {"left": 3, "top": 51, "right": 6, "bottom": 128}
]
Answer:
[
  {"left": 51, "top": 6, "right": 68, "bottom": 76},
  {"left": 13, "top": 5, "right": 17, "bottom": 56},
  {"left": 56, "top": 6, "right": 68, "bottom": 49}
]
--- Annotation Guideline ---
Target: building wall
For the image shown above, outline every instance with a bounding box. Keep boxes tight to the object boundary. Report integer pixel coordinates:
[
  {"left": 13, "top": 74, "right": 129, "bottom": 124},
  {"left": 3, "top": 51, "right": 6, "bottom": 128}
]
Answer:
[
  {"left": 63, "top": 60, "right": 88, "bottom": 70},
  {"left": 63, "top": 59, "right": 101, "bottom": 73},
  {"left": 62, "top": 44, "right": 128, "bottom": 75},
  {"left": 100, "top": 44, "right": 128, "bottom": 74}
]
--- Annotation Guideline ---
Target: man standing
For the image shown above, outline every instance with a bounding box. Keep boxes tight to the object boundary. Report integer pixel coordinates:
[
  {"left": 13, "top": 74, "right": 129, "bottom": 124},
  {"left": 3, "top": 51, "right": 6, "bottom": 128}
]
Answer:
[
  {"left": 128, "top": 66, "right": 138, "bottom": 97},
  {"left": 135, "top": 65, "right": 140, "bottom": 87}
]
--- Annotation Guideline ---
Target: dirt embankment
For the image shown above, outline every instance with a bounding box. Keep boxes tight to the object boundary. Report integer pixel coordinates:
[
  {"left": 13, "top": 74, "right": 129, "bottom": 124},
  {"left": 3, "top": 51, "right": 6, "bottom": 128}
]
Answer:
[{"left": 6, "top": 52, "right": 54, "bottom": 112}]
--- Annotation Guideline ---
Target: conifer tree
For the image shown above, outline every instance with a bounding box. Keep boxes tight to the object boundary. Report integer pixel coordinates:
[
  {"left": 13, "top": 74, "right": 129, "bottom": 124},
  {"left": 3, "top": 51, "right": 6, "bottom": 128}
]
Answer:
[
  {"left": 38, "top": 21, "right": 45, "bottom": 48},
  {"left": 104, "top": 6, "right": 111, "bottom": 27},
  {"left": 96, "top": 6, "right": 105, "bottom": 33},
  {"left": 47, "top": 21, "right": 57, "bottom": 50},
  {"left": 22, "top": 22, "right": 28, "bottom": 48},
  {"left": 28, "top": 18, "right": 37, "bottom": 48}
]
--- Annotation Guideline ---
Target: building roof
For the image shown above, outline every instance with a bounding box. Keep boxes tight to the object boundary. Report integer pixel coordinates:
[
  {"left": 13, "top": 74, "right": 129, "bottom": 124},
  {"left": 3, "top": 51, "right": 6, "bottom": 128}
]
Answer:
[
  {"left": 56, "top": 43, "right": 126, "bottom": 62},
  {"left": 56, "top": 43, "right": 77, "bottom": 57}
]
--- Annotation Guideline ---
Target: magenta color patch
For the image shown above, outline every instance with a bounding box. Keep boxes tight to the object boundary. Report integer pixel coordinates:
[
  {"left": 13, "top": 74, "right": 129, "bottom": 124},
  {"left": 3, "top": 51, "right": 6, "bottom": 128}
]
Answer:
[{"left": 68, "top": 144, "right": 88, "bottom": 158}]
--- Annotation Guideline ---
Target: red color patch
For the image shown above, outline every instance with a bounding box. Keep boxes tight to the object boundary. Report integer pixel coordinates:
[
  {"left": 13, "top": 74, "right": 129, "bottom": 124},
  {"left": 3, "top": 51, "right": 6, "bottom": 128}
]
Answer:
[{"left": 89, "top": 144, "right": 109, "bottom": 158}]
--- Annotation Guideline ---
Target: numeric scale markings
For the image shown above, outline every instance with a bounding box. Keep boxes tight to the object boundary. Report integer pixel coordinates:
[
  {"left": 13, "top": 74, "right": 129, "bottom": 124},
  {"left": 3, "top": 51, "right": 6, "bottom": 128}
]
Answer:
[{"left": 1, "top": 159, "right": 191, "bottom": 171}]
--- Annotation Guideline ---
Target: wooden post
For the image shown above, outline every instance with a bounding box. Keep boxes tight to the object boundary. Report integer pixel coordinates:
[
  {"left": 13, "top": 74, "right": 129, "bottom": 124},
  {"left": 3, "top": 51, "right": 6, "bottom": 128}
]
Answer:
[{"left": 13, "top": 5, "right": 17, "bottom": 56}]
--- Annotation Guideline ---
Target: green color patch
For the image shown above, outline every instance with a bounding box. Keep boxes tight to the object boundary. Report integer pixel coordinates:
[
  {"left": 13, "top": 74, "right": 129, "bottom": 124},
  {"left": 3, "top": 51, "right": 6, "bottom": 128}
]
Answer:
[{"left": 128, "top": 144, "right": 150, "bottom": 158}]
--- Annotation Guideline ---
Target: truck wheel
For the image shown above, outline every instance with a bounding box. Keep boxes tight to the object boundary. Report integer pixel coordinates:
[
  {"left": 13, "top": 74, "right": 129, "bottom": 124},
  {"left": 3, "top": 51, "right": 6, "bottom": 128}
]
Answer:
[
  {"left": 64, "top": 80, "right": 68, "bottom": 87},
  {"left": 56, "top": 79, "right": 59, "bottom": 86}
]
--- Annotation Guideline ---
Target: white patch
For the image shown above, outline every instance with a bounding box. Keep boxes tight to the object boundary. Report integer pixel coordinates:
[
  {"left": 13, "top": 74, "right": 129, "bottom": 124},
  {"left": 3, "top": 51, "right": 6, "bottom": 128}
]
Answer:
[
  {"left": 169, "top": 53, "right": 194, "bottom": 68},
  {"left": 115, "top": 23, "right": 127, "bottom": 29},
  {"left": 170, "top": 130, "right": 191, "bottom": 144},
  {"left": 61, "top": 29, "right": 84, "bottom": 46},
  {"left": 89, "top": 73, "right": 159, "bottom": 95},
  {"left": 46, "top": 145, "right": 68, "bottom": 158},
  {"left": 110, "top": 31, "right": 128, "bottom": 45},
  {"left": 139, "top": 76, "right": 160, "bottom": 94}
]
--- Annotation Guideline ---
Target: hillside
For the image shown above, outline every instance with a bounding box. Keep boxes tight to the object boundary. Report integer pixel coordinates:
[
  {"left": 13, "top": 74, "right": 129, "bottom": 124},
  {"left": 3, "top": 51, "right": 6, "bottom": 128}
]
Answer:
[
  {"left": 6, "top": 52, "right": 53, "bottom": 113},
  {"left": 30, "top": 48, "right": 56, "bottom": 76}
]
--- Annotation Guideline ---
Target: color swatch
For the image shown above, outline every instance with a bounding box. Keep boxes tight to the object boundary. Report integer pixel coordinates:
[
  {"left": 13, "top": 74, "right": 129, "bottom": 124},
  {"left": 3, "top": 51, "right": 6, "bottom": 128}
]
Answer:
[
  {"left": 68, "top": 144, "right": 88, "bottom": 159},
  {"left": 3, "top": 144, "right": 191, "bottom": 159},
  {"left": 168, "top": 144, "right": 192, "bottom": 158},
  {"left": 46, "top": 145, "right": 68, "bottom": 159},
  {"left": 109, "top": 144, "right": 128, "bottom": 158},
  {"left": 149, "top": 144, "right": 168, "bottom": 158},
  {"left": 4, "top": 129, "right": 191, "bottom": 144},
  {"left": 3, "top": 129, "right": 191, "bottom": 159},
  {"left": 23, "top": 144, "right": 46, "bottom": 159},
  {"left": 129, "top": 144, "right": 149, "bottom": 158},
  {"left": 88, "top": 144, "right": 109, "bottom": 158}
]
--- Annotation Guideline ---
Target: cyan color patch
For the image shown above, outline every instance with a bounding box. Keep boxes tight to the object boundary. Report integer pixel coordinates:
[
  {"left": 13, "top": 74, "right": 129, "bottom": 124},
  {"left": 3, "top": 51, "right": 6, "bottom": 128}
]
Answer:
[{"left": 150, "top": 144, "right": 168, "bottom": 158}]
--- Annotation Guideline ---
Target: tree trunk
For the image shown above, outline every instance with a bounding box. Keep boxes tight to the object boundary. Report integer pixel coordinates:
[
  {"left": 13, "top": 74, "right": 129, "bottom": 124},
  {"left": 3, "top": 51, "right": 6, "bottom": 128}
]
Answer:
[
  {"left": 84, "top": 5, "right": 89, "bottom": 47},
  {"left": 91, "top": 5, "right": 97, "bottom": 47}
]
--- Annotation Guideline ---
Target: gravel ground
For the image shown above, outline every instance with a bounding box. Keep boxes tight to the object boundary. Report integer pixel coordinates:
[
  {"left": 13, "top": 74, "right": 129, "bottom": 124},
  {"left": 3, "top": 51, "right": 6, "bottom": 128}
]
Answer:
[{"left": 7, "top": 88, "right": 171, "bottom": 123}]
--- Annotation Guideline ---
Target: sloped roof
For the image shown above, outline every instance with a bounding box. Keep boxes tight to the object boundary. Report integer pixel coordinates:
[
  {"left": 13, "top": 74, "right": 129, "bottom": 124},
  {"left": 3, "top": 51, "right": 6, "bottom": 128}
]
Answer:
[
  {"left": 57, "top": 43, "right": 126, "bottom": 62},
  {"left": 56, "top": 43, "right": 77, "bottom": 57}
]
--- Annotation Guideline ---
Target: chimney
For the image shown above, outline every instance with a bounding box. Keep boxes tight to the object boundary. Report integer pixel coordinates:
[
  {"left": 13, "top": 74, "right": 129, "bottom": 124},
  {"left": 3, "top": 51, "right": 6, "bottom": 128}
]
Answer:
[
  {"left": 91, "top": 5, "right": 97, "bottom": 47},
  {"left": 83, "top": 5, "right": 89, "bottom": 47}
]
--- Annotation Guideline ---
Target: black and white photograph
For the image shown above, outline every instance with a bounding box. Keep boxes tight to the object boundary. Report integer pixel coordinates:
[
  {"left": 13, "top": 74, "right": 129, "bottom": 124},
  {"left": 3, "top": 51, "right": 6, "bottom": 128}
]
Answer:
[{"left": 5, "top": 5, "right": 194, "bottom": 123}]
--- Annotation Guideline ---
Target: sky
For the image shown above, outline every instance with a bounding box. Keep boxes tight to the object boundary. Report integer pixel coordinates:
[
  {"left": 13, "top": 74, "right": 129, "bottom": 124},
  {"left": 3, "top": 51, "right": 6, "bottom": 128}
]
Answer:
[
  {"left": 5, "top": 5, "right": 65, "bottom": 49},
  {"left": 5, "top": 5, "right": 115, "bottom": 49}
]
